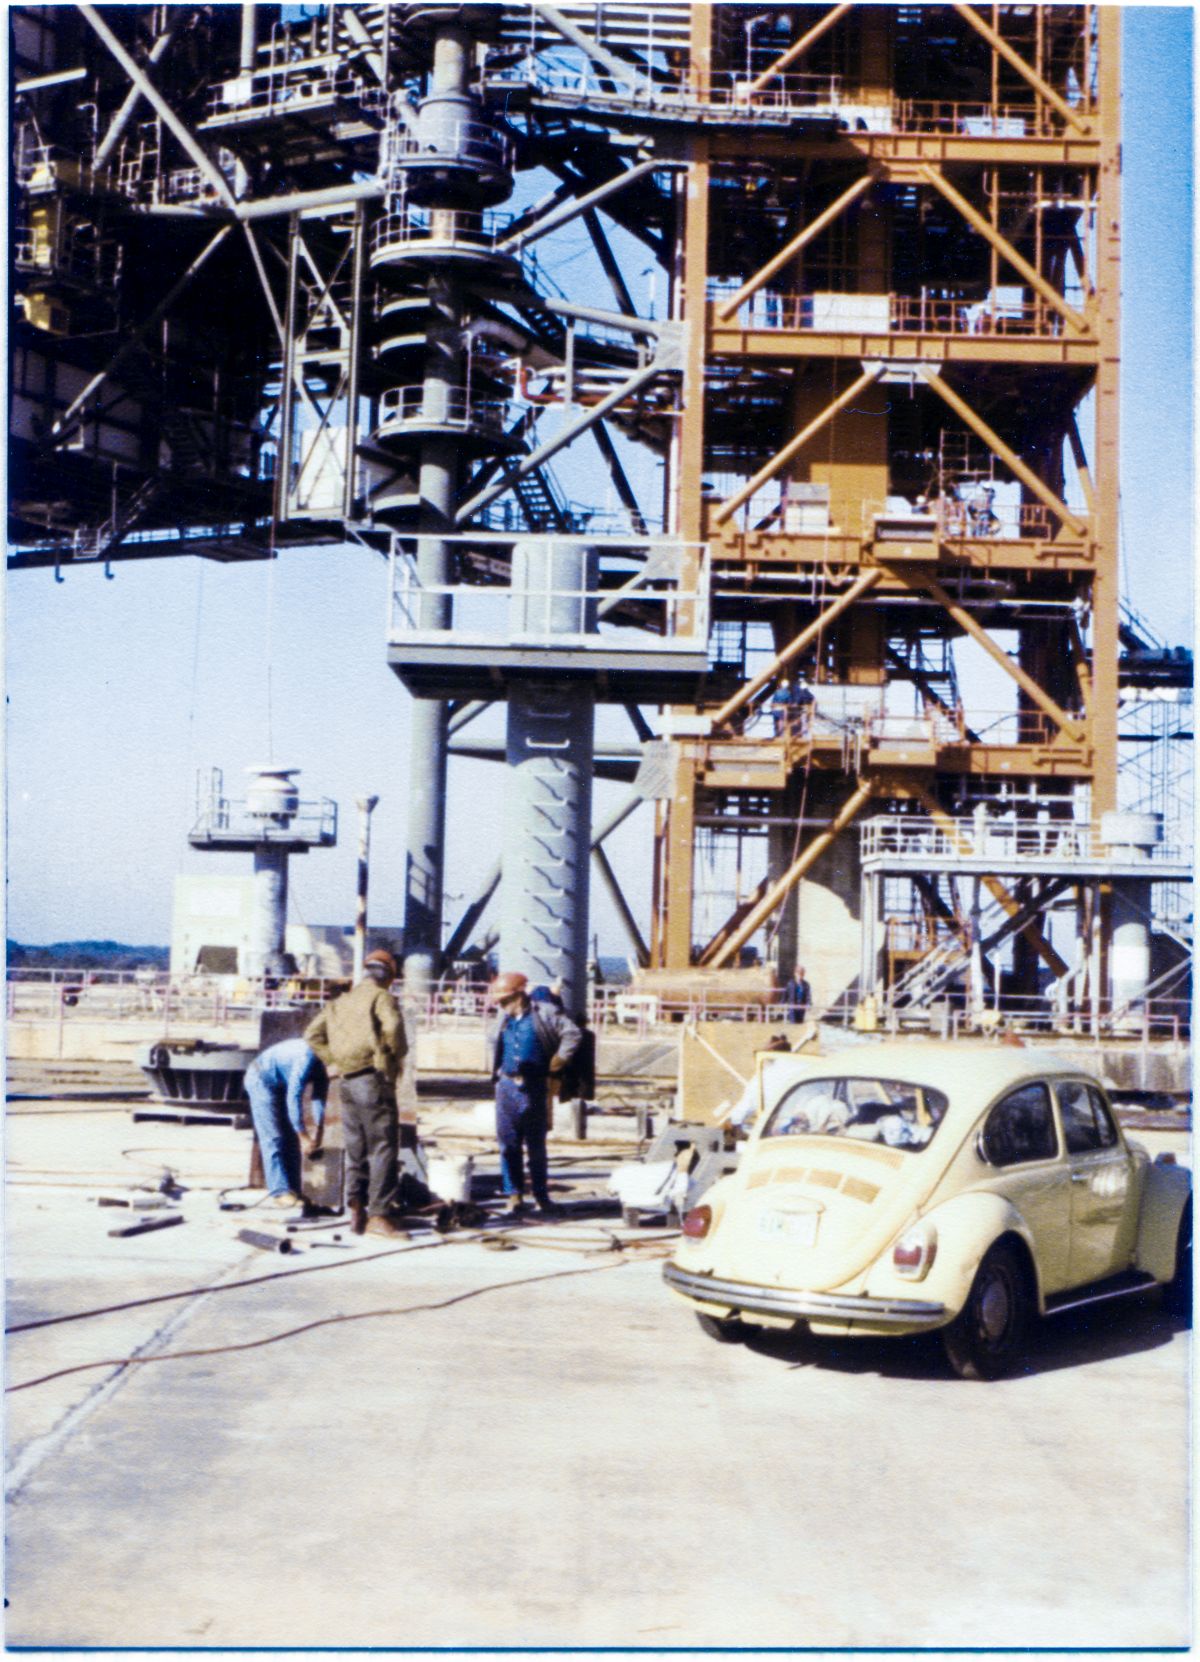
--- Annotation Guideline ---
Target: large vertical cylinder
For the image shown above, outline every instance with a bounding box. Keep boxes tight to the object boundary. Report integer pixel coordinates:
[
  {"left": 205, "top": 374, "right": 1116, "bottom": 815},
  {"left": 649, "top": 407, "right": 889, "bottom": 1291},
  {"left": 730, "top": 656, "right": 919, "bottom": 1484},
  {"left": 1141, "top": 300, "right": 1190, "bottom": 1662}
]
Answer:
[
  {"left": 248, "top": 846, "right": 288, "bottom": 978},
  {"left": 499, "top": 542, "right": 598, "bottom": 1012},
  {"left": 1111, "top": 882, "right": 1152, "bottom": 1011},
  {"left": 1101, "top": 812, "right": 1160, "bottom": 1012},
  {"left": 499, "top": 684, "right": 596, "bottom": 1015}
]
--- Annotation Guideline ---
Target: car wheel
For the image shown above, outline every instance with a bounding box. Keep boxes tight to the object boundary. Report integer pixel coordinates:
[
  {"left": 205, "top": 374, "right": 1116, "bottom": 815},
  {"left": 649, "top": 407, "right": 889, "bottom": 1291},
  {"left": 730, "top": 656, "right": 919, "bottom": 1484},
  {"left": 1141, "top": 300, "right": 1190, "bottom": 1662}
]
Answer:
[
  {"left": 696, "top": 1311, "right": 746, "bottom": 1344},
  {"left": 1163, "top": 1200, "right": 1192, "bottom": 1323},
  {"left": 942, "top": 1241, "right": 1031, "bottom": 1381}
]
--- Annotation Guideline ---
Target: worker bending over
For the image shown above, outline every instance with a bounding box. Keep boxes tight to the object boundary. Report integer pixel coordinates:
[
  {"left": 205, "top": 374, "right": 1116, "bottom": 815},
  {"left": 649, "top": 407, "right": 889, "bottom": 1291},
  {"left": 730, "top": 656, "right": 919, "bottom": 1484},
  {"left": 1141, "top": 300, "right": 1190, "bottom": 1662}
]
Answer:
[
  {"left": 244, "top": 1038, "right": 327, "bottom": 1211},
  {"left": 305, "top": 948, "right": 408, "bottom": 1237},
  {"left": 487, "top": 972, "right": 581, "bottom": 1217}
]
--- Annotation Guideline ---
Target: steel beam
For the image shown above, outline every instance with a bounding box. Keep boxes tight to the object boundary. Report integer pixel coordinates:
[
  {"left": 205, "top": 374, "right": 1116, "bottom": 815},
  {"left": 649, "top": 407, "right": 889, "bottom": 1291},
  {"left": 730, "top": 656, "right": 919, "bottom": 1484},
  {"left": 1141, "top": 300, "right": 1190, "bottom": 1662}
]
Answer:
[
  {"left": 918, "top": 165, "right": 1088, "bottom": 334},
  {"left": 912, "top": 789, "right": 1070, "bottom": 980},
  {"left": 714, "top": 363, "right": 886, "bottom": 525},
  {"left": 951, "top": 3, "right": 1090, "bottom": 134},
  {"left": 749, "top": 4, "right": 855, "bottom": 93},
  {"left": 903, "top": 570, "right": 1086, "bottom": 743},
  {"left": 592, "top": 844, "right": 649, "bottom": 967},
  {"left": 709, "top": 569, "right": 884, "bottom": 729},
  {"left": 92, "top": 13, "right": 185, "bottom": 171},
  {"left": 455, "top": 360, "right": 666, "bottom": 524},
  {"left": 498, "top": 160, "right": 681, "bottom": 252},
  {"left": 918, "top": 368, "right": 1088, "bottom": 536},
  {"left": 706, "top": 782, "right": 876, "bottom": 969},
  {"left": 530, "top": 3, "right": 659, "bottom": 100},
  {"left": 79, "top": 6, "right": 238, "bottom": 212},
  {"left": 48, "top": 225, "right": 234, "bottom": 445},
  {"left": 716, "top": 175, "right": 874, "bottom": 320}
]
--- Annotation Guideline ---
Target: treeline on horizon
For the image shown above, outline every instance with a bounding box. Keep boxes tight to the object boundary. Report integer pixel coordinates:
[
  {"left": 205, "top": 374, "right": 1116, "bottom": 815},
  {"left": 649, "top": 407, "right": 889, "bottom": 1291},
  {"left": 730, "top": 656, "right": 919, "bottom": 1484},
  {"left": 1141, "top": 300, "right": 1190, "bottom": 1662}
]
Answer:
[{"left": 6, "top": 939, "right": 170, "bottom": 971}]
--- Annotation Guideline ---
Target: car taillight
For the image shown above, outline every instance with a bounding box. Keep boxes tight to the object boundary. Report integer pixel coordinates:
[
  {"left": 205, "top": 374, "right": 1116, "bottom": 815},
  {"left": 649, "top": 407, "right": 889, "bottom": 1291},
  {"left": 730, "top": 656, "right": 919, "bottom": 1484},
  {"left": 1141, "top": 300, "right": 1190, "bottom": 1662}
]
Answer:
[
  {"left": 892, "top": 1223, "right": 937, "bottom": 1280},
  {"left": 682, "top": 1205, "right": 712, "bottom": 1239}
]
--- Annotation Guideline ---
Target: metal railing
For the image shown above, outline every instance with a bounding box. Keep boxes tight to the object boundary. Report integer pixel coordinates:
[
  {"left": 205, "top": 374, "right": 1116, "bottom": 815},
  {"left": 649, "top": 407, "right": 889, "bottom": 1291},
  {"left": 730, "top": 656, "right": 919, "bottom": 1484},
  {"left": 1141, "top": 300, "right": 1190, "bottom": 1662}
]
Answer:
[
  {"left": 376, "top": 384, "right": 512, "bottom": 440},
  {"left": 388, "top": 540, "right": 710, "bottom": 653},
  {"left": 709, "top": 287, "right": 1072, "bottom": 340},
  {"left": 860, "top": 815, "right": 1193, "bottom": 868},
  {"left": 370, "top": 206, "right": 521, "bottom": 265},
  {"left": 189, "top": 795, "right": 338, "bottom": 845},
  {"left": 381, "top": 116, "right": 511, "bottom": 185},
  {"left": 713, "top": 488, "right": 1062, "bottom": 543},
  {"left": 206, "top": 60, "right": 380, "bottom": 121}
]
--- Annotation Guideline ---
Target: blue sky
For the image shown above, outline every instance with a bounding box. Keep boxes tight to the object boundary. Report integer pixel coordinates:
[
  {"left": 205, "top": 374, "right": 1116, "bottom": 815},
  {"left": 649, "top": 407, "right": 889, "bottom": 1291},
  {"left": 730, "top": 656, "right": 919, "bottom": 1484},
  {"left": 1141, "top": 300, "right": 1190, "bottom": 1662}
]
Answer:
[{"left": 5, "top": 7, "right": 1193, "bottom": 950}]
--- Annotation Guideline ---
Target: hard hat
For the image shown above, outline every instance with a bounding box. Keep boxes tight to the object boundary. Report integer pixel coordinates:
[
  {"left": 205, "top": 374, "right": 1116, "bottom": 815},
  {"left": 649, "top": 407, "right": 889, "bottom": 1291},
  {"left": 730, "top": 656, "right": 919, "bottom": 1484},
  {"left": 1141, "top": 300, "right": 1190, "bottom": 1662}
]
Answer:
[
  {"left": 488, "top": 971, "right": 528, "bottom": 1002},
  {"left": 363, "top": 949, "right": 398, "bottom": 981}
]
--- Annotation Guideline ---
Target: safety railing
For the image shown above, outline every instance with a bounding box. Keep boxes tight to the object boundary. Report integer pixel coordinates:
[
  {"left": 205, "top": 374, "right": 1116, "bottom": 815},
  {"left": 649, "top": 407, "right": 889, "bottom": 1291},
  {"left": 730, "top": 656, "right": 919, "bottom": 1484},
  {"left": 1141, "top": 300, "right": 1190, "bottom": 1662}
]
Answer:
[
  {"left": 709, "top": 286, "right": 1070, "bottom": 340},
  {"left": 710, "top": 487, "right": 1061, "bottom": 544},
  {"left": 381, "top": 116, "right": 511, "bottom": 185},
  {"left": 370, "top": 206, "right": 522, "bottom": 265},
  {"left": 890, "top": 98, "right": 1048, "bottom": 137},
  {"left": 860, "top": 815, "right": 1193, "bottom": 868},
  {"left": 189, "top": 795, "right": 338, "bottom": 846},
  {"left": 388, "top": 540, "right": 710, "bottom": 654},
  {"left": 375, "top": 384, "right": 512, "bottom": 440},
  {"left": 206, "top": 60, "right": 379, "bottom": 121},
  {"left": 14, "top": 233, "right": 121, "bottom": 290}
]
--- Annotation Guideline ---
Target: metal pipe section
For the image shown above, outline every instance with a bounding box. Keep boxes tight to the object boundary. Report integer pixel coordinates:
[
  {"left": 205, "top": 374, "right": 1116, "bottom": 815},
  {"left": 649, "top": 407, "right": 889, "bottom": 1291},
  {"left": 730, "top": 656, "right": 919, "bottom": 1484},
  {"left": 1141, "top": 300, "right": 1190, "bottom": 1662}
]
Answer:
[
  {"left": 498, "top": 543, "right": 599, "bottom": 1012},
  {"left": 248, "top": 846, "right": 288, "bottom": 979},
  {"left": 353, "top": 796, "right": 380, "bottom": 983}
]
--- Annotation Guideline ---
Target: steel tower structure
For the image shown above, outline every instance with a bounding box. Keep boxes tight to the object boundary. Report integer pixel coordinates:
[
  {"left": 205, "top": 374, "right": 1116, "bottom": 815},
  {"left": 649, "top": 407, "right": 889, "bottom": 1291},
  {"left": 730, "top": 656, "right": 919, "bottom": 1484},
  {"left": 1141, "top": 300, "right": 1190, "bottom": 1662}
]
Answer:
[{"left": 8, "top": 5, "right": 1191, "bottom": 1029}]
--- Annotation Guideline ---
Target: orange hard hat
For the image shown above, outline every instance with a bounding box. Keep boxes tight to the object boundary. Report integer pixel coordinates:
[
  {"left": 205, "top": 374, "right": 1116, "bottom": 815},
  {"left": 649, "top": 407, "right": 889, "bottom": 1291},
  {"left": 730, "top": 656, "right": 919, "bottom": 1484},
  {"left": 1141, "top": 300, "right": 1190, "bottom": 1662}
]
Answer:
[
  {"left": 488, "top": 971, "right": 528, "bottom": 1003},
  {"left": 363, "top": 949, "right": 398, "bottom": 981}
]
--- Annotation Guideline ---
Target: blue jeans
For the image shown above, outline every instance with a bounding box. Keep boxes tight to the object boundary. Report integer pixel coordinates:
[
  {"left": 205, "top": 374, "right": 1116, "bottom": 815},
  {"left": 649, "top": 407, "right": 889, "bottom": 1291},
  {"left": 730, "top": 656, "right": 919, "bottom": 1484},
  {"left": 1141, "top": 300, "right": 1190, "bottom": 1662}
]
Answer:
[
  {"left": 495, "top": 1074, "right": 550, "bottom": 1203},
  {"left": 245, "top": 1067, "right": 302, "bottom": 1197}
]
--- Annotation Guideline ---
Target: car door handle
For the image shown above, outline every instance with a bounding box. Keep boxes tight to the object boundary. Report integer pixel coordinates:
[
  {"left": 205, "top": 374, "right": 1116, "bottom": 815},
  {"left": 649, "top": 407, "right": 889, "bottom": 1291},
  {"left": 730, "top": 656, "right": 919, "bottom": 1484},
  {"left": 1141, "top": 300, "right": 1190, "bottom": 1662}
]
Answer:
[{"left": 1070, "top": 1172, "right": 1093, "bottom": 1183}]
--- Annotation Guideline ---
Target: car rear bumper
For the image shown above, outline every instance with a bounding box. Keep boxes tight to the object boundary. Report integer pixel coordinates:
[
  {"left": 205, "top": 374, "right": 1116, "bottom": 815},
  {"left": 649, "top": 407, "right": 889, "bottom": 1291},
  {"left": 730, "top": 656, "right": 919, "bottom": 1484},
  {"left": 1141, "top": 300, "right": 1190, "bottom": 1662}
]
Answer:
[{"left": 663, "top": 1261, "right": 947, "bottom": 1329}]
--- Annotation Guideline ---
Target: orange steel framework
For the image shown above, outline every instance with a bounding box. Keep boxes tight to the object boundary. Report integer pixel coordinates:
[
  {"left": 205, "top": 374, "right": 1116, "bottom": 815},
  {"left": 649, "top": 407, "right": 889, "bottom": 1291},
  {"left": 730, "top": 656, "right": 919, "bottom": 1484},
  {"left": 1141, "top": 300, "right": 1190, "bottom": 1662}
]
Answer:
[{"left": 648, "top": 4, "right": 1122, "bottom": 1007}]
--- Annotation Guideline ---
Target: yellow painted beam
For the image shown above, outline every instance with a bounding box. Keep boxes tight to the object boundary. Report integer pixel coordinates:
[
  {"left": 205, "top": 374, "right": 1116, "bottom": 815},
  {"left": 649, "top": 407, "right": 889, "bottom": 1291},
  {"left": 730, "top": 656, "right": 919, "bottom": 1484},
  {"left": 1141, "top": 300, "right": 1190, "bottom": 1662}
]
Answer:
[
  {"left": 714, "top": 363, "right": 885, "bottom": 526},
  {"left": 705, "top": 781, "right": 876, "bottom": 968},
  {"left": 716, "top": 174, "right": 874, "bottom": 321},
  {"left": 709, "top": 567, "right": 883, "bottom": 729},
  {"left": 749, "top": 3, "right": 855, "bottom": 93},
  {"left": 951, "top": 2, "right": 1090, "bottom": 134},
  {"left": 906, "top": 568, "right": 1087, "bottom": 742},
  {"left": 920, "top": 368, "right": 1088, "bottom": 537},
  {"left": 919, "top": 165, "right": 1089, "bottom": 334}
]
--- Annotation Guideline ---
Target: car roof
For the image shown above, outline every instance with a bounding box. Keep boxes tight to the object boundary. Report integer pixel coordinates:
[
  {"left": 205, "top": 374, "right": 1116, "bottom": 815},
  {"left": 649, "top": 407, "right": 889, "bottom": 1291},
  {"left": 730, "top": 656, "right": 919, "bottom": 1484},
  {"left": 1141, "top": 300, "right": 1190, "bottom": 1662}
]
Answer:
[{"left": 761, "top": 1042, "right": 1099, "bottom": 1127}]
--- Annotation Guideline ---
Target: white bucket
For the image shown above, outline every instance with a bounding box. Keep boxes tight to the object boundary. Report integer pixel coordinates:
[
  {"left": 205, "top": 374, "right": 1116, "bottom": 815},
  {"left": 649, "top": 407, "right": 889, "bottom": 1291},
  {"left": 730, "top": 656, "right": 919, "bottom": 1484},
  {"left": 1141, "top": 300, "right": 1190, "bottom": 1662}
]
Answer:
[{"left": 427, "top": 1153, "right": 475, "bottom": 1204}]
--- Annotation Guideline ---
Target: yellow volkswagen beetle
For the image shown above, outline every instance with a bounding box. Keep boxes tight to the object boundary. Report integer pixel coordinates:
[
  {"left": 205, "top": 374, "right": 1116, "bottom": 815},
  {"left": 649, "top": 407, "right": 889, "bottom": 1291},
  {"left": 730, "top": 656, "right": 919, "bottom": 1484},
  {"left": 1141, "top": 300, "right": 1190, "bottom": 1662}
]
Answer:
[{"left": 664, "top": 1044, "right": 1191, "bottom": 1379}]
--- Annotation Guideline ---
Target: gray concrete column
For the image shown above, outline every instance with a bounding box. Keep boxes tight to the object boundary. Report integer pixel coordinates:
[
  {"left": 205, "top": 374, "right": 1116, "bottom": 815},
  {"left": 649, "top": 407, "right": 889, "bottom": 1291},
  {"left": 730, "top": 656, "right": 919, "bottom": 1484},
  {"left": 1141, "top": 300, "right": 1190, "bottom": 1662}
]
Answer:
[
  {"left": 499, "top": 683, "right": 596, "bottom": 1015},
  {"left": 1111, "top": 880, "right": 1152, "bottom": 1011},
  {"left": 248, "top": 846, "right": 288, "bottom": 978}
]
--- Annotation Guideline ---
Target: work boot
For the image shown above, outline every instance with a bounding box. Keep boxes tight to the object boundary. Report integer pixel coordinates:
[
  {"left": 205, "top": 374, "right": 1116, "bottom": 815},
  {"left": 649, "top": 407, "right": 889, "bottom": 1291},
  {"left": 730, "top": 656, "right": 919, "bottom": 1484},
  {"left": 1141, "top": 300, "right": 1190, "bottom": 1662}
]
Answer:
[
  {"left": 503, "top": 1195, "right": 526, "bottom": 1217},
  {"left": 348, "top": 1200, "right": 367, "bottom": 1235},
  {"left": 535, "top": 1199, "right": 561, "bottom": 1219},
  {"left": 271, "top": 1191, "right": 301, "bottom": 1209},
  {"left": 365, "top": 1214, "right": 407, "bottom": 1238}
]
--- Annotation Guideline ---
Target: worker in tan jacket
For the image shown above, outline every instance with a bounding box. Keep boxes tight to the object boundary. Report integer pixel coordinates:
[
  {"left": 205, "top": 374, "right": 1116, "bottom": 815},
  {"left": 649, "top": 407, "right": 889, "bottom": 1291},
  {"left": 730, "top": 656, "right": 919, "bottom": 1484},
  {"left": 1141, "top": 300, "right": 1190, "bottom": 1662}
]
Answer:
[{"left": 305, "top": 949, "right": 408, "bottom": 1237}]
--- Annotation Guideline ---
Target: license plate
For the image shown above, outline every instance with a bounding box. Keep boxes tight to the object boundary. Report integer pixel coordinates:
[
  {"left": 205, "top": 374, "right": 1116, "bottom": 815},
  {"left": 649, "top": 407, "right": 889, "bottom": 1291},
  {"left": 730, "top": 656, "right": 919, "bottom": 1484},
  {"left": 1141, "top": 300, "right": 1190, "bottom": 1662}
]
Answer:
[{"left": 758, "top": 1208, "right": 818, "bottom": 1246}]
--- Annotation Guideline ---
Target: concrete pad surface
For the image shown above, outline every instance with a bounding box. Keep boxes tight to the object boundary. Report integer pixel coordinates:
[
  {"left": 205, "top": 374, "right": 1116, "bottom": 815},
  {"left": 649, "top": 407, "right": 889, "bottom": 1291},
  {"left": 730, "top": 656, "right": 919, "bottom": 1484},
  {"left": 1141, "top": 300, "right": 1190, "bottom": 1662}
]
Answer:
[{"left": 4, "top": 1090, "right": 1192, "bottom": 1650}]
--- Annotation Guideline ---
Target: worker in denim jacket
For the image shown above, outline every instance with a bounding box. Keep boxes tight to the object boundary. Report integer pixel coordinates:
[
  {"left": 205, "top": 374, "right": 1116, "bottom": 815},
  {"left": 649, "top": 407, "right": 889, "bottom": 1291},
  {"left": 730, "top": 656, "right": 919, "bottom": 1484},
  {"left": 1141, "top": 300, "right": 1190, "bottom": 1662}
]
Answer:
[
  {"left": 486, "top": 971, "right": 582, "bottom": 1218},
  {"left": 244, "top": 1038, "right": 328, "bottom": 1211}
]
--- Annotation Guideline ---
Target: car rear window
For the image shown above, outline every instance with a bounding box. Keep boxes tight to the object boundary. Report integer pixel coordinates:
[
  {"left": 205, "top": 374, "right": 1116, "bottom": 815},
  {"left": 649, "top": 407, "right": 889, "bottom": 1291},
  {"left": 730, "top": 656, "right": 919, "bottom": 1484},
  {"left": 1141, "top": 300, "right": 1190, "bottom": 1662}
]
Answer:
[{"left": 763, "top": 1077, "right": 950, "bottom": 1152}]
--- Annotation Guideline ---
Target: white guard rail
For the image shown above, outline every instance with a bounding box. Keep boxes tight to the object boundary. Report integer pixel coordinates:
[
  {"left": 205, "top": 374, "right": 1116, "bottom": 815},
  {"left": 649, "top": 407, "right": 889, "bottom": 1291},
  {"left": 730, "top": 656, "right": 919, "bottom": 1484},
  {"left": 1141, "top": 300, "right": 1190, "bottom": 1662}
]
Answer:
[{"left": 388, "top": 540, "right": 710, "bottom": 655}]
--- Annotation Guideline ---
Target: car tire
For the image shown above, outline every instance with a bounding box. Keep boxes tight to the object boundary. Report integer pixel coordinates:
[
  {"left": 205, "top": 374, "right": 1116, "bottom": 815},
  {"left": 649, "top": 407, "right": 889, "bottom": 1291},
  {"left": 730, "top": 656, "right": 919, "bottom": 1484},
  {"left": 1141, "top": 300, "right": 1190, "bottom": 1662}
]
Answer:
[
  {"left": 696, "top": 1311, "right": 746, "bottom": 1344},
  {"left": 1163, "top": 1200, "right": 1192, "bottom": 1323},
  {"left": 942, "top": 1241, "right": 1031, "bottom": 1381}
]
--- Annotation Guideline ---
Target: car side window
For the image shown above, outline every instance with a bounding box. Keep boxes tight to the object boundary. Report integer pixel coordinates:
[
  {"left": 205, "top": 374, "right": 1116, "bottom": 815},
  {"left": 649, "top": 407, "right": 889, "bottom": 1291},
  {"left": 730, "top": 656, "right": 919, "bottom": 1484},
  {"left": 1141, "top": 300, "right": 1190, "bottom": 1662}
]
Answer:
[
  {"left": 980, "top": 1083, "right": 1058, "bottom": 1167},
  {"left": 1059, "top": 1081, "right": 1120, "bottom": 1153}
]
